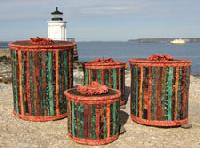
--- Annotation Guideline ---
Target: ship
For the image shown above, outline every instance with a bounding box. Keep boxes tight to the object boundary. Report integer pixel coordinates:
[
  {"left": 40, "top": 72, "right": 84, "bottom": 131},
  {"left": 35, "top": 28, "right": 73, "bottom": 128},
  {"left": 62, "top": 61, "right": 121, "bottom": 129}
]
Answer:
[{"left": 170, "top": 38, "right": 186, "bottom": 44}]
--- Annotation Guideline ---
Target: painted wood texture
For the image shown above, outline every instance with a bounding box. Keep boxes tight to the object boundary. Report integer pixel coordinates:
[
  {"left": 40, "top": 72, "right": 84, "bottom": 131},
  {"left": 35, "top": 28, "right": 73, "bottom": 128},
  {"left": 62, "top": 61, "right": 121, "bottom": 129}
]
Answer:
[
  {"left": 11, "top": 49, "right": 73, "bottom": 120},
  {"left": 130, "top": 64, "right": 191, "bottom": 124},
  {"left": 84, "top": 68, "right": 125, "bottom": 104},
  {"left": 68, "top": 100, "right": 120, "bottom": 140}
]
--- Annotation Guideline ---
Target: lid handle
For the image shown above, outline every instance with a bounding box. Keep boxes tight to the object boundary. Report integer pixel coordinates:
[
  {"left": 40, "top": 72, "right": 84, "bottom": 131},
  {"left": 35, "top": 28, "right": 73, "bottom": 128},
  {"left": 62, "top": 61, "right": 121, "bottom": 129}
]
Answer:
[
  {"left": 30, "top": 37, "right": 55, "bottom": 45},
  {"left": 148, "top": 54, "right": 174, "bottom": 61},
  {"left": 77, "top": 81, "right": 108, "bottom": 95}
]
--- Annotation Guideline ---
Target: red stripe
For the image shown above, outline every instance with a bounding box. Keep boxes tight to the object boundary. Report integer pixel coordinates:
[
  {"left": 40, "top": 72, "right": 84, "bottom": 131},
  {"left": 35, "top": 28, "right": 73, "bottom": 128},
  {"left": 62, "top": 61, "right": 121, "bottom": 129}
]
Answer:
[
  {"left": 147, "top": 67, "right": 152, "bottom": 120},
  {"left": 182, "top": 67, "right": 187, "bottom": 118},
  {"left": 84, "top": 104, "right": 89, "bottom": 137},
  {"left": 55, "top": 50, "right": 60, "bottom": 115},
  {"left": 96, "top": 105, "right": 100, "bottom": 139},
  {"left": 18, "top": 50, "right": 24, "bottom": 115},
  {"left": 26, "top": 52, "right": 32, "bottom": 114},
  {"left": 157, "top": 68, "right": 162, "bottom": 120}
]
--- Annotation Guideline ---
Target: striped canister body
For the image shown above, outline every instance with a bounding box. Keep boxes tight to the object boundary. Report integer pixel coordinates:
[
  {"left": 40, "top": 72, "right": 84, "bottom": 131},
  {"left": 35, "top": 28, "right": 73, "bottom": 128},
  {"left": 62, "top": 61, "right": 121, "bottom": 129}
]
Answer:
[
  {"left": 129, "top": 54, "right": 192, "bottom": 127},
  {"left": 83, "top": 58, "right": 126, "bottom": 106},
  {"left": 64, "top": 87, "right": 121, "bottom": 145},
  {"left": 9, "top": 38, "right": 75, "bottom": 122}
]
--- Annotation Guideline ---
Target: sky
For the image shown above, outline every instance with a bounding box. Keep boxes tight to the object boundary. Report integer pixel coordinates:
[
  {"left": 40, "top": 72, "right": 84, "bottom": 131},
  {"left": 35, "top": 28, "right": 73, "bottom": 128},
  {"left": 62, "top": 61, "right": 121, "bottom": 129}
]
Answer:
[{"left": 0, "top": 0, "right": 200, "bottom": 41}]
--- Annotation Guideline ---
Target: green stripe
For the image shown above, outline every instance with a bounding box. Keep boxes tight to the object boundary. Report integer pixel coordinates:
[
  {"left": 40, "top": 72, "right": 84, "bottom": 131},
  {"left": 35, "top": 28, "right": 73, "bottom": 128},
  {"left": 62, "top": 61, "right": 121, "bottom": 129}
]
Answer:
[
  {"left": 91, "top": 105, "right": 96, "bottom": 139},
  {"left": 47, "top": 51, "right": 54, "bottom": 116},
  {"left": 40, "top": 52, "right": 46, "bottom": 115},
  {"left": 131, "top": 66, "right": 135, "bottom": 115},
  {"left": 12, "top": 50, "right": 19, "bottom": 113},
  {"left": 161, "top": 67, "right": 167, "bottom": 120},
  {"left": 58, "top": 51, "right": 65, "bottom": 114},
  {"left": 78, "top": 104, "right": 84, "bottom": 138},
  {"left": 63, "top": 51, "right": 69, "bottom": 114},
  {"left": 97, "top": 70, "right": 101, "bottom": 84},
  {"left": 63, "top": 51, "right": 68, "bottom": 89},
  {"left": 167, "top": 67, "right": 174, "bottom": 120},
  {"left": 112, "top": 102, "right": 117, "bottom": 135},
  {"left": 85, "top": 69, "right": 88, "bottom": 85},
  {"left": 105, "top": 70, "right": 109, "bottom": 85},
  {"left": 116, "top": 101, "right": 120, "bottom": 134},
  {"left": 186, "top": 67, "right": 190, "bottom": 117},
  {"left": 103, "top": 105, "right": 107, "bottom": 138},
  {"left": 10, "top": 50, "right": 15, "bottom": 111},
  {"left": 29, "top": 52, "right": 35, "bottom": 115},
  {"left": 72, "top": 101, "right": 76, "bottom": 136},
  {"left": 21, "top": 51, "right": 26, "bottom": 113},
  {"left": 112, "top": 69, "right": 117, "bottom": 89},
  {"left": 135, "top": 66, "right": 139, "bottom": 116}
]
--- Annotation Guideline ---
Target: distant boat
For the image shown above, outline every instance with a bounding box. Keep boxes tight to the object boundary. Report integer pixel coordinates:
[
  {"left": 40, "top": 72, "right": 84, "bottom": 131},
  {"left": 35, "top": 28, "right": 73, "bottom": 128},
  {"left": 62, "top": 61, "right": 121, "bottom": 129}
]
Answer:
[{"left": 170, "top": 38, "right": 186, "bottom": 44}]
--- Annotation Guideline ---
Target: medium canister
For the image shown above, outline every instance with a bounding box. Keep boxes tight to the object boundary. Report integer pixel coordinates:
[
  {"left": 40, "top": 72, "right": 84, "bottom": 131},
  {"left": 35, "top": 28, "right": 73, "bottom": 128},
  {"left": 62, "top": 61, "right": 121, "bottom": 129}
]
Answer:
[
  {"left": 64, "top": 82, "right": 121, "bottom": 145},
  {"left": 9, "top": 38, "right": 75, "bottom": 121},
  {"left": 83, "top": 58, "right": 126, "bottom": 106},
  {"left": 129, "top": 54, "right": 192, "bottom": 126}
]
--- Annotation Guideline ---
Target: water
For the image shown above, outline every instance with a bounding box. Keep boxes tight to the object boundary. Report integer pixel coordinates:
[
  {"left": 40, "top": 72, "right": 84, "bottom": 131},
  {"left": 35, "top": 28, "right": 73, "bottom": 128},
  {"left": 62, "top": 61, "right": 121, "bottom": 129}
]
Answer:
[
  {"left": 1, "top": 41, "right": 200, "bottom": 74},
  {"left": 77, "top": 41, "right": 200, "bottom": 75}
]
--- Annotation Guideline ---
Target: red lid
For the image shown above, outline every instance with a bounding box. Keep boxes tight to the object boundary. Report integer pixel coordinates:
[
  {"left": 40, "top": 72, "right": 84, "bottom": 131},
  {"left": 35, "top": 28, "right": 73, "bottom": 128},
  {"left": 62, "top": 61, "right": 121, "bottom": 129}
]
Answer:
[
  {"left": 84, "top": 58, "right": 126, "bottom": 69},
  {"left": 76, "top": 81, "right": 108, "bottom": 95},
  {"left": 64, "top": 85, "right": 121, "bottom": 104},
  {"left": 9, "top": 37, "right": 75, "bottom": 50},
  {"left": 129, "top": 54, "right": 192, "bottom": 67}
]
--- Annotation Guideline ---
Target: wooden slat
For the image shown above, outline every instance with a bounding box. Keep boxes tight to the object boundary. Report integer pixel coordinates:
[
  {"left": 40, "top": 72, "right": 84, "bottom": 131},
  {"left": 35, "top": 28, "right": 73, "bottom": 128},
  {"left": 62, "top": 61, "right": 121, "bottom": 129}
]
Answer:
[
  {"left": 55, "top": 50, "right": 60, "bottom": 115},
  {"left": 106, "top": 104, "right": 111, "bottom": 137},
  {"left": 139, "top": 66, "right": 143, "bottom": 118},
  {"left": 91, "top": 105, "right": 96, "bottom": 139},
  {"left": 47, "top": 51, "right": 54, "bottom": 116},
  {"left": 18, "top": 50, "right": 24, "bottom": 115},
  {"left": 112, "top": 102, "right": 117, "bottom": 135},
  {"left": 135, "top": 66, "right": 139, "bottom": 116},
  {"left": 174, "top": 67, "right": 179, "bottom": 119},
  {"left": 147, "top": 67, "right": 152, "bottom": 120},
  {"left": 157, "top": 68, "right": 163, "bottom": 120},
  {"left": 12, "top": 50, "right": 19, "bottom": 113},
  {"left": 167, "top": 67, "right": 174, "bottom": 120},
  {"left": 84, "top": 104, "right": 89, "bottom": 138},
  {"left": 29, "top": 52, "right": 35, "bottom": 115},
  {"left": 85, "top": 69, "right": 89, "bottom": 85},
  {"left": 96, "top": 105, "right": 100, "bottom": 139},
  {"left": 72, "top": 101, "right": 76, "bottom": 136},
  {"left": 112, "top": 69, "right": 117, "bottom": 89}
]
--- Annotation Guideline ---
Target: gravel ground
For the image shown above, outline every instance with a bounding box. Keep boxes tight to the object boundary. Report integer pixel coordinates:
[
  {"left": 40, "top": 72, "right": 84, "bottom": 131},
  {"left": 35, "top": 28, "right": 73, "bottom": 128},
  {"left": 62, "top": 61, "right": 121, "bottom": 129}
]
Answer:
[{"left": 0, "top": 73, "right": 200, "bottom": 148}]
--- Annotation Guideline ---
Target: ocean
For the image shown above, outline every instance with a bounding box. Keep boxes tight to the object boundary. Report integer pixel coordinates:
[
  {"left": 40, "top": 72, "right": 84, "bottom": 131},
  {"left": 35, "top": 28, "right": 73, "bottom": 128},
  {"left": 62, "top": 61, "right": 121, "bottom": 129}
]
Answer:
[{"left": 1, "top": 41, "right": 200, "bottom": 75}]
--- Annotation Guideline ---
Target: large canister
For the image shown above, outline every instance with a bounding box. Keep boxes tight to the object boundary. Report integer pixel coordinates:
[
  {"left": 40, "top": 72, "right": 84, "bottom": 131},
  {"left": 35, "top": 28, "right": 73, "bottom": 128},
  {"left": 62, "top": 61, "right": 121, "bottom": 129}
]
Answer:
[
  {"left": 129, "top": 54, "right": 192, "bottom": 126},
  {"left": 9, "top": 38, "right": 75, "bottom": 121},
  {"left": 83, "top": 58, "right": 126, "bottom": 106},
  {"left": 64, "top": 82, "right": 121, "bottom": 145}
]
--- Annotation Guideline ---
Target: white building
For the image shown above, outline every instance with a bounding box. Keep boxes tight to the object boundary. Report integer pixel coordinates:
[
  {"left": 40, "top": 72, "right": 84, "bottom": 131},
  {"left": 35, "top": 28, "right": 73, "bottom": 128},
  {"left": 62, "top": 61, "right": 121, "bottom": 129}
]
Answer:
[{"left": 48, "top": 7, "right": 67, "bottom": 40}]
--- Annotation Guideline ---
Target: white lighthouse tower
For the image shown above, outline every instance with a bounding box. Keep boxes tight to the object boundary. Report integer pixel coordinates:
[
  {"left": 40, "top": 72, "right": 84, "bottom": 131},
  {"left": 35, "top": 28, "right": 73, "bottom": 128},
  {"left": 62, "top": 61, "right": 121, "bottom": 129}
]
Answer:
[{"left": 48, "top": 7, "right": 67, "bottom": 40}]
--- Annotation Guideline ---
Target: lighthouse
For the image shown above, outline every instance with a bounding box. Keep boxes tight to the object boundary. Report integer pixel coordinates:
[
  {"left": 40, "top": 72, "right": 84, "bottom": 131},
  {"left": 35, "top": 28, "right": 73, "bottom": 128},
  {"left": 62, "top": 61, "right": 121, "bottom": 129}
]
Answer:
[{"left": 48, "top": 7, "right": 67, "bottom": 40}]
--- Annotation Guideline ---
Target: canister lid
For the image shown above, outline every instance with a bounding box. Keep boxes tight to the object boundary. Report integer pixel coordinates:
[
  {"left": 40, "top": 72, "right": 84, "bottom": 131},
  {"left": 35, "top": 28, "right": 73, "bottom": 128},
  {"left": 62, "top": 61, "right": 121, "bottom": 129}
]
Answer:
[
  {"left": 84, "top": 58, "right": 126, "bottom": 69},
  {"left": 9, "top": 37, "right": 75, "bottom": 50},
  {"left": 129, "top": 54, "right": 192, "bottom": 66},
  {"left": 64, "top": 82, "right": 121, "bottom": 104}
]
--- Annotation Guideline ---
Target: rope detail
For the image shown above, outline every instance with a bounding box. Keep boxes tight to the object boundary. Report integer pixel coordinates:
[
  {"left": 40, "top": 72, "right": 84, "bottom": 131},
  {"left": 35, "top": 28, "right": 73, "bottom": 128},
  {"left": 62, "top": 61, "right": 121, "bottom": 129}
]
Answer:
[
  {"left": 77, "top": 81, "right": 108, "bottom": 95},
  {"left": 30, "top": 37, "right": 55, "bottom": 45},
  {"left": 148, "top": 54, "right": 174, "bottom": 61}
]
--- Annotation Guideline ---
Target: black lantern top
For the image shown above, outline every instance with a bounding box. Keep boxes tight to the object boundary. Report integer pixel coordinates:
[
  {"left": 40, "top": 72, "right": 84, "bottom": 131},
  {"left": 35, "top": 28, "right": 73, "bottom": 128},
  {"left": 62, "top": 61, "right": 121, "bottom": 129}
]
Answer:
[{"left": 51, "top": 7, "right": 63, "bottom": 21}]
